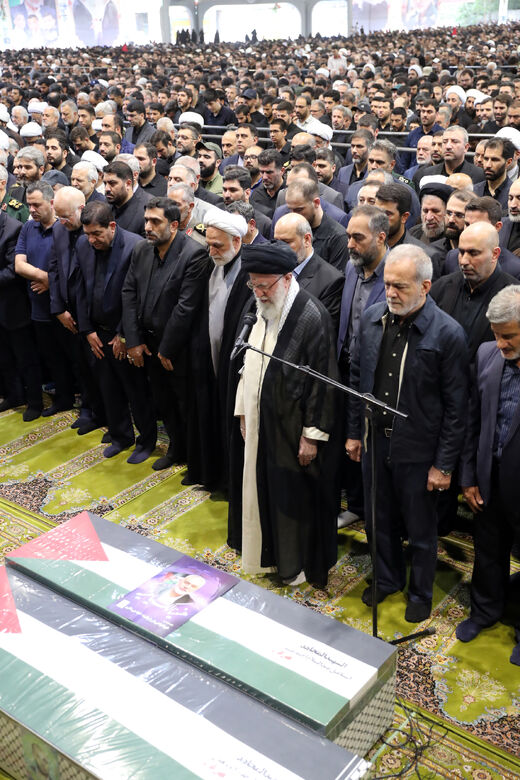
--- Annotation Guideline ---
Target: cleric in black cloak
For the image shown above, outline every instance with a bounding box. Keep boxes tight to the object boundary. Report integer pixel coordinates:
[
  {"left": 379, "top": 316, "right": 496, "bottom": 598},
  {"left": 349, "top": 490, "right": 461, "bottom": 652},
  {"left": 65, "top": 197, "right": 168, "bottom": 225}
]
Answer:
[
  {"left": 186, "top": 208, "right": 252, "bottom": 492},
  {"left": 234, "top": 242, "right": 339, "bottom": 588}
]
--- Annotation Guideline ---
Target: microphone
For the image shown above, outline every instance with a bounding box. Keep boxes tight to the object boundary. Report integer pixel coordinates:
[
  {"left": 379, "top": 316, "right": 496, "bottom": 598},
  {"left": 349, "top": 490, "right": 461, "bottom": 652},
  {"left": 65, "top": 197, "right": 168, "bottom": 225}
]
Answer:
[{"left": 230, "top": 313, "right": 257, "bottom": 360}]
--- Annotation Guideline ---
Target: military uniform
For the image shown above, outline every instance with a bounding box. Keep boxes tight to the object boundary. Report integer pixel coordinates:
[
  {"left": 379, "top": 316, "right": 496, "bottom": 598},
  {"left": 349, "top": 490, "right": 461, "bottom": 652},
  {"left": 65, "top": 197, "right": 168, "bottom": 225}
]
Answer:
[{"left": 1, "top": 193, "right": 29, "bottom": 223}]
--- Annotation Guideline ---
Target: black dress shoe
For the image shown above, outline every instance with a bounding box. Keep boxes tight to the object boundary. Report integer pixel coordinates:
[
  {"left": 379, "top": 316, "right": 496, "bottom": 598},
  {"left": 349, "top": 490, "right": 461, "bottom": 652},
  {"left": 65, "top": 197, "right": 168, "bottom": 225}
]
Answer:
[
  {"left": 42, "top": 403, "right": 73, "bottom": 417},
  {"left": 0, "top": 398, "right": 23, "bottom": 412},
  {"left": 23, "top": 407, "right": 42, "bottom": 422},
  {"left": 405, "top": 600, "right": 432, "bottom": 623},
  {"left": 361, "top": 586, "right": 397, "bottom": 606},
  {"left": 152, "top": 455, "right": 175, "bottom": 471}
]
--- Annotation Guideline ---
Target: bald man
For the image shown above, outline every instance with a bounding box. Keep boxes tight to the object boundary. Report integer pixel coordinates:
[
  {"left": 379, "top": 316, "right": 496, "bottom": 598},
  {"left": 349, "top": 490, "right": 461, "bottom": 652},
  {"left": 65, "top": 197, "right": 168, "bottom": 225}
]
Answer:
[
  {"left": 431, "top": 222, "right": 520, "bottom": 361},
  {"left": 273, "top": 212, "right": 344, "bottom": 331},
  {"left": 430, "top": 222, "right": 520, "bottom": 534},
  {"left": 445, "top": 172, "right": 474, "bottom": 191},
  {"left": 49, "top": 186, "right": 106, "bottom": 431}
]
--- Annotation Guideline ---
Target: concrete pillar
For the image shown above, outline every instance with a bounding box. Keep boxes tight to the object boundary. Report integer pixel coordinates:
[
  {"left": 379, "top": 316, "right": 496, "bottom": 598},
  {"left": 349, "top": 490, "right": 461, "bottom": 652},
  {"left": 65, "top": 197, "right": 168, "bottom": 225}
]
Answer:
[{"left": 160, "top": 0, "right": 171, "bottom": 41}]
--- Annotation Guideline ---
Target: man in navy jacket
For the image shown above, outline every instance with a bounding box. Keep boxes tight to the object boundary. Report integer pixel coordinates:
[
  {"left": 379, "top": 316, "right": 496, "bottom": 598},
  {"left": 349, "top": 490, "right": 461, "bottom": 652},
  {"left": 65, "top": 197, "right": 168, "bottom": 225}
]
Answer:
[{"left": 346, "top": 244, "right": 469, "bottom": 623}]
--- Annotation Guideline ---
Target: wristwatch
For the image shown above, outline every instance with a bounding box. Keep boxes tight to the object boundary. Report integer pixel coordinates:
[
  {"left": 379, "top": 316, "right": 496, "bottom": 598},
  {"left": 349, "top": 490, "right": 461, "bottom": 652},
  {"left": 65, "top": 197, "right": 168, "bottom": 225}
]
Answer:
[{"left": 439, "top": 469, "right": 452, "bottom": 477}]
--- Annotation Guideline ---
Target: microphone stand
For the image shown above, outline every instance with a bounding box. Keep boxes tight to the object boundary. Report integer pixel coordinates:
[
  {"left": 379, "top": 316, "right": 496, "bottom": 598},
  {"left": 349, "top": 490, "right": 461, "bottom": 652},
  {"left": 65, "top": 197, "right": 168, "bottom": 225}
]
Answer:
[{"left": 235, "top": 338, "right": 435, "bottom": 646}]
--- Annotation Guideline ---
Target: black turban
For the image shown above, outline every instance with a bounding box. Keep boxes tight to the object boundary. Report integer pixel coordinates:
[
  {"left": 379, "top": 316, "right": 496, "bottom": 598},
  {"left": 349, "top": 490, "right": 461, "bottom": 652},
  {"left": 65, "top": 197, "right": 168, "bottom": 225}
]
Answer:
[
  {"left": 419, "top": 183, "right": 454, "bottom": 204},
  {"left": 241, "top": 240, "right": 298, "bottom": 274}
]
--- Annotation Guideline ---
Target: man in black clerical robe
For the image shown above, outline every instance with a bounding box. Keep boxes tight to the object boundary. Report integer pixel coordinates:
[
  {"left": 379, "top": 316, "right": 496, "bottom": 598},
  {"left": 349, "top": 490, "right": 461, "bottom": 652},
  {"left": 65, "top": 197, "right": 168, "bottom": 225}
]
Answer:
[
  {"left": 186, "top": 209, "right": 252, "bottom": 492},
  {"left": 232, "top": 241, "right": 339, "bottom": 588}
]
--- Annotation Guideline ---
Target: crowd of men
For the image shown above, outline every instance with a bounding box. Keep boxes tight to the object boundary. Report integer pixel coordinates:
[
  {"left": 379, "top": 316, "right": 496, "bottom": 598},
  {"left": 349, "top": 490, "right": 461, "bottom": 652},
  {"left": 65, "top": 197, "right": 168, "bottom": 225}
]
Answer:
[{"left": 0, "top": 21, "right": 520, "bottom": 663}]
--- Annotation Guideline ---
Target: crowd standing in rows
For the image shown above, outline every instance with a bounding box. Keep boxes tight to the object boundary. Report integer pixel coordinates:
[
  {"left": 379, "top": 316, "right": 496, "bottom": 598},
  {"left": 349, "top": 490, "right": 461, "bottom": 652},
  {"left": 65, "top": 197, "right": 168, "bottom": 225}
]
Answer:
[{"left": 1, "top": 22, "right": 520, "bottom": 662}]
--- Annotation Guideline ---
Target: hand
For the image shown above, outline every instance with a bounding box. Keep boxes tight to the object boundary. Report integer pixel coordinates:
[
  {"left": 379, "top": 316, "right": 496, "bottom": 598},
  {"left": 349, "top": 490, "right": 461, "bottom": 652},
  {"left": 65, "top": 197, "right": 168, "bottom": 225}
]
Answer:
[
  {"left": 427, "top": 465, "right": 452, "bottom": 492},
  {"left": 158, "top": 352, "right": 173, "bottom": 371},
  {"left": 345, "top": 438, "right": 362, "bottom": 462},
  {"left": 463, "top": 485, "right": 484, "bottom": 513},
  {"left": 110, "top": 335, "right": 126, "bottom": 361},
  {"left": 87, "top": 331, "right": 104, "bottom": 360},
  {"left": 30, "top": 280, "right": 48, "bottom": 294},
  {"left": 127, "top": 343, "right": 151, "bottom": 368},
  {"left": 298, "top": 435, "right": 317, "bottom": 467},
  {"left": 239, "top": 415, "right": 246, "bottom": 441},
  {"left": 57, "top": 311, "right": 77, "bottom": 334},
  {"left": 513, "top": 248, "right": 520, "bottom": 257}
]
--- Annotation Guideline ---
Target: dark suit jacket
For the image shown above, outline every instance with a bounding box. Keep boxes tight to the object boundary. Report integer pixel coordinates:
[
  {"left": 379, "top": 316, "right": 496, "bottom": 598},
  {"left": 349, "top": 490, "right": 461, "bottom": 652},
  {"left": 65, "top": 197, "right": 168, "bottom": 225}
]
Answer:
[
  {"left": 0, "top": 211, "right": 27, "bottom": 330},
  {"left": 254, "top": 209, "right": 271, "bottom": 239},
  {"left": 195, "top": 186, "right": 224, "bottom": 208},
  {"left": 347, "top": 177, "right": 420, "bottom": 229},
  {"left": 498, "top": 217, "right": 517, "bottom": 251},
  {"left": 442, "top": 246, "right": 520, "bottom": 280},
  {"left": 460, "top": 341, "right": 520, "bottom": 511},
  {"left": 48, "top": 223, "right": 82, "bottom": 317},
  {"left": 473, "top": 178, "right": 512, "bottom": 214},
  {"left": 271, "top": 200, "right": 350, "bottom": 236},
  {"left": 114, "top": 188, "right": 152, "bottom": 237},
  {"left": 337, "top": 258, "right": 386, "bottom": 360},
  {"left": 337, "top": 163, "right": 367, "bottom": 188},
  {"left": 295, "top": 252, "right": 344, "bottom": 332},
  {"left": 121, "top": 230, "right": 210, "bottom": 370},
  {"left": 87, "top": 189, "right": 107, "bottom": 204},
  {"left": 75, "top": 226, "right": 142, "bottom": 335},
  {"left": 275, "top": 182, "right": 344, "bottom": 211},
  {"left": 429, "top": 267, "right": 520, "bottom": 360},
  {"left": 348, "top": 296, "right": 469, "bottom": 470},
  {"left": 415, "top": 159, "right": 486, "bottom": 187},
  {"left": 219, "top": 154, "right": 240, "bottom": 175}
]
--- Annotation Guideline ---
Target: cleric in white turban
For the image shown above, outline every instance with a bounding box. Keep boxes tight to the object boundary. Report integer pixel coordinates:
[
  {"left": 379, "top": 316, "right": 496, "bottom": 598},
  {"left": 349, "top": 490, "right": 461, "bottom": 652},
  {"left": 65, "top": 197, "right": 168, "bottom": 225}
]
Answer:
[{"left": 203, "top": 207, "right": 248, "bottom": 238}]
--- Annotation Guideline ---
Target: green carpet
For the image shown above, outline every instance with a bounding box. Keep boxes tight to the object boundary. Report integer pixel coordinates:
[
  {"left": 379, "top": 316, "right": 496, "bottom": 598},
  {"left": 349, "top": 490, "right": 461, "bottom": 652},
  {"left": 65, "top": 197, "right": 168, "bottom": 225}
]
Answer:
[{"left": 0, "top": 404, "right": 519, "bottom": 778}]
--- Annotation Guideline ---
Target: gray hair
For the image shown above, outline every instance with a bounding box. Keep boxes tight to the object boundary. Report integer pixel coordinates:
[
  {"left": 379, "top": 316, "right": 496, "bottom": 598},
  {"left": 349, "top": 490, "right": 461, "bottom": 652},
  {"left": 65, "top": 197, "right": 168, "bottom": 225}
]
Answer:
[
  {"left": 16, "top": 146, "right": 45, "bottom": 168},
  {"left": 156, "top": 117, "right": 175, "bottom": 135},
  {"left": 176, "top": 155, "right": 201, "bottom": 177},
  {"left": 95, "top": 101, "right": 115, "bottom": 117},
  {"left": 61, "top": 99, "right": 78, "bottom": 114},
  {"left": 371, "top": 139, "right": 398, "bottom": 162},
  {"left": 44, "top": 106, "right": 59, "bottom": 121},
  {"left": 168, "top": 182, "right": 194, "bottom": 205},
  {"left": 332, "top": 105, "right": 352, "bottom": 120},
  {"left": 7, "top": 139, "right": 19, "bottom": 157},
  {"left": 444, "top": 125, "right": 469, "bottom": 144},
  {"left": 227, "top": 201, "right": 254, "bottom": 221},
  {"left": 26, "top": 181, "right": 54, "bottom": 201},
  {"left": 73, "top": 161, "right": 98, "bottom": 183},
  {"left": 350, "top": 204, "right": 389, "bottom": 237},
  {"left": 0, "top": 164, "right": 7, "bottom": 183},
  {"left": 115, "top": 153, "right": 139, "bottom": 177},
  {"left": 486, "top": 285, "right": 520, "bottom": 324},
  {"left": 12, "top": 106, "right": 28, "bottom": 121},
  {"left": 385, "top": 244, "right": 433, "bottom": 283},
  {"left": 170, "top": 163, "right": 197, "bottom": 187}
]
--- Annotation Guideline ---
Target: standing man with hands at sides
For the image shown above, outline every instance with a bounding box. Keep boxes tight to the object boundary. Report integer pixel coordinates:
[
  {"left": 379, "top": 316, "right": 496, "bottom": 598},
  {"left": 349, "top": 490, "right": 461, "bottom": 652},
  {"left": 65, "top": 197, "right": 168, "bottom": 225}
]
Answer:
[
  {"left": 346, "top": 245, "right": 469, "bottom": 623},
  {"left": 122, "top": 197, "right": 209, "bottom": 471},
  {"left": 457, "top": 285, "right": 520, "bottom": 665}
]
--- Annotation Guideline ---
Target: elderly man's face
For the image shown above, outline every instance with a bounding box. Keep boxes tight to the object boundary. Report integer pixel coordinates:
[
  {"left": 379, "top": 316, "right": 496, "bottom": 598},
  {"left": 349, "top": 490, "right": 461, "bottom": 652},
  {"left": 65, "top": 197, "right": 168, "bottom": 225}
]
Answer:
[
  {"left": 384, "top": 257, "right": 430, "bottom": 318},
  {"left": 491, "top": 320, "right": 520, "bottom": 361},
  {"left": 442, "top": 130, "right": 467, "bottom": 164},
  {"left": 421, "top": 195, "right": 446, "bottom": 239},
  {"left": 71, "top": 167, "right": 94, "bottom": 197},
  {"left": 206, "top": 226, "right": 237, "bottom": 266}
]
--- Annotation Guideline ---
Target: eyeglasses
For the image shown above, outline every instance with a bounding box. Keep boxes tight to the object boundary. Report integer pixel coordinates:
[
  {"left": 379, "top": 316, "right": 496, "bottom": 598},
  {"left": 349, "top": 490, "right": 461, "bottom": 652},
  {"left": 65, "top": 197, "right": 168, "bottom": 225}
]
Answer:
[
  {"left": 244, "top": 154, "right": 259, "bottom": 161},
  {"left": 246, "top": 274, "right": 283, "bottom": 291}
]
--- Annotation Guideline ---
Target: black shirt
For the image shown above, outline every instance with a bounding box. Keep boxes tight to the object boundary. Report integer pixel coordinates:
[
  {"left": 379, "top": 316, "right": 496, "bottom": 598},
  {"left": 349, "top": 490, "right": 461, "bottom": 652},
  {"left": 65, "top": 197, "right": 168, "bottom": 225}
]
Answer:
[
  {"left": 373, "top": 307, "right": 422, "bottom": 428},
  {"left": 91, "top": 249, "right": 114, "bottom": 330},
  {"left": 312, "top": 213, "right": 349, "bottom": 272},
  {"left": 142, "top": 243, "right": 175, "bottom": 333},
  {"left": 250, "top": 183, "right": 283, "bottom": 220},
  {"left": 141, "top": 172, "right": 167, "bottom": 197},
  {"left": 451, "top": 266, "right": 502, "bottom": 337}
]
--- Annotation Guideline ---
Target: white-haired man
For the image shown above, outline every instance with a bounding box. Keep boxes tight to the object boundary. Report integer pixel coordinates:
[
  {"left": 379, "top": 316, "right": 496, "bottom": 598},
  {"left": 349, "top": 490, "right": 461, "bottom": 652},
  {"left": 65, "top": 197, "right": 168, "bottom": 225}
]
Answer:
[
  {"left": 458, "top": 285, "right": 520, "bottom": 665},
  {"left": 346, "top": 244, "right": 469, "bottom": 622},
  {"left": 232, "top": 240, "right": 339, "bottom": 588},
  {"left": 186, "top": 208, "right": 252, "bottom": 495}
]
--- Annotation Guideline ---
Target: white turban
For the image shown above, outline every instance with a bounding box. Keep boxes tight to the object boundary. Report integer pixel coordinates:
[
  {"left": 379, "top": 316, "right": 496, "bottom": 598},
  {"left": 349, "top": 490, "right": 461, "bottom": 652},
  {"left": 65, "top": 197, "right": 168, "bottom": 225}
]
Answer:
[
  {"left": 309, "top": 120, "right": 333, "bottom": 142},
  {"left": 446, "top": 86, "right": 466, "bottom": 106},
  {"left": 496, "top": 127, "right": 520, "bottom": 152},
  {"left": 203, "top": 208, "right": 247, "bottom": 238},
  {"left": 178, "top": 111, "right": 204, "bottom": 129}
]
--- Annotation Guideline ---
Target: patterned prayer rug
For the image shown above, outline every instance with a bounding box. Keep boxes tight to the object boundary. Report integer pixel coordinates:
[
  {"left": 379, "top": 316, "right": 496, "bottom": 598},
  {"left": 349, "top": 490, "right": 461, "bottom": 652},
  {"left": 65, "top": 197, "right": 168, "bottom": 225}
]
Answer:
[{"left": 0, "top": 405, "right": 519, "bottom": 778}]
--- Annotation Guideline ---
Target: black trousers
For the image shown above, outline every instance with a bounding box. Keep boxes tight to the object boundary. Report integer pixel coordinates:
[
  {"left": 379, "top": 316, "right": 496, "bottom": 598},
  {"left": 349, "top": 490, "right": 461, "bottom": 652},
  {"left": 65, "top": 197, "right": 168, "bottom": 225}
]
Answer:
[
  {"left": 362, "top": 433, "right": 438, "bottom": 603},
  {"left": 0, "top": 323, "right": 42, "bottom": 409},
  {"left": 469, "top": 463, "right": 520, "bottom": 629},
  {"left": 145, "top": 336, "right": 187, "bottom": 461},
  {"left": 33, "top": 319, "right": 76, "bottom": 408},
  {"left": 94, "top": 329, "right": 156, "bottom": 451}
]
